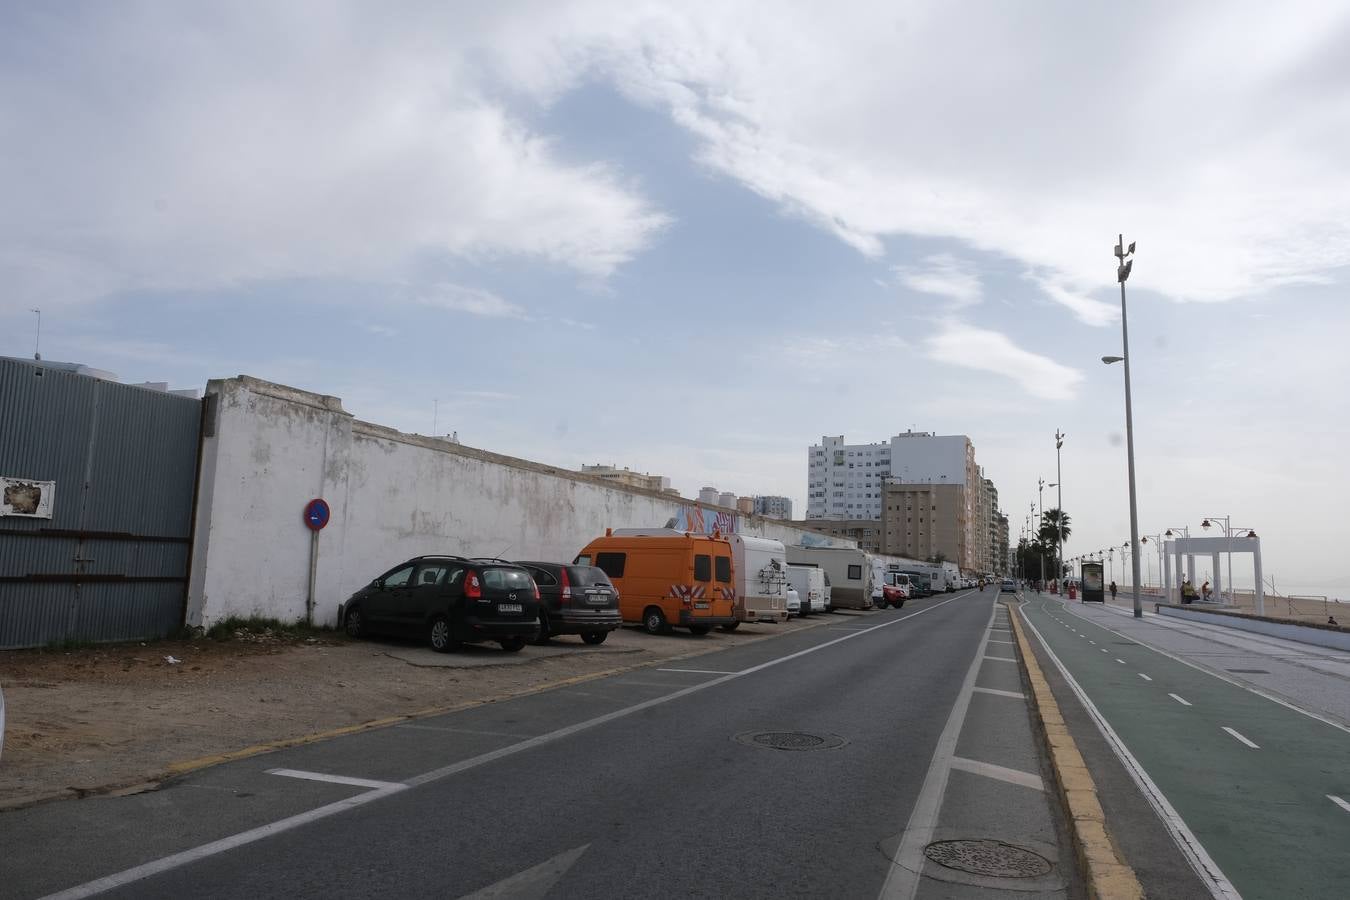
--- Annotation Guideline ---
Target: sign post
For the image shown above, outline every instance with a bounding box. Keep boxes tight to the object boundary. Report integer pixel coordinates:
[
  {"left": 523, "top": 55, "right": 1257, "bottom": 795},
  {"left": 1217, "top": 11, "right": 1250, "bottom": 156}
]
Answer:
[{"left": 303, "top": 499, "right": 330, "bottom": 625}]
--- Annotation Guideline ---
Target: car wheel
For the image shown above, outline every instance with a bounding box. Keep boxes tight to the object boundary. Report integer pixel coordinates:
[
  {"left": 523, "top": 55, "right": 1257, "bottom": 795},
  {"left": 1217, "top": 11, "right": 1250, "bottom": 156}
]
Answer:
[
  {"left": 344, "top": 605, "right": 366, "bottom": 639},
  {"left": 642, "top": 607, "right": 668, "bottom": 636},
  {"left": 688, "top": 625, "right": 711, "bottom": 636},
  {"left": 580, "top": 631, "right": 608, "bottom": 646},
  {"left": 428, "top": 615, "right": 458, "bottom": 653},
  {"left": 532, "top": 612, "right": 551, "bottom": 646},
  {"left": 719, "top": 621, "right": 740, "bottom": 633},
  {"left": 499, "top": 636, "right": 525, "bottom": 653}
]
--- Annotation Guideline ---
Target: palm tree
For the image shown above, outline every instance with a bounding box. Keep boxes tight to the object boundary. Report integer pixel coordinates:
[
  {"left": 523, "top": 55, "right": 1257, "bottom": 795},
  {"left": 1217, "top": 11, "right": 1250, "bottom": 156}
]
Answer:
[{"left": 1040, "top": 509, "right": 1071, "bottom": 578}]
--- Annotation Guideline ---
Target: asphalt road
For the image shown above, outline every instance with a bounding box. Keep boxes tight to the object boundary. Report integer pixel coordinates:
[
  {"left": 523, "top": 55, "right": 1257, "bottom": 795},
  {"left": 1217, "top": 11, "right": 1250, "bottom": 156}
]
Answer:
[
  {"left": 5, "top": 589, "right": 1078, "bottom": 900},
  {"left": 1021, "top": 594, "right": 1350, "bottom": 900}
]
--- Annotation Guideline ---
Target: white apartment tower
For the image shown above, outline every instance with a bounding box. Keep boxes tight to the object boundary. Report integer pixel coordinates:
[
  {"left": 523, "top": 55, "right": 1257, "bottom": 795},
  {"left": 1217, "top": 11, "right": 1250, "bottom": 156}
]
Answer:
[{"left": 807, "top": 433, "right": 976, "bottom": 520}]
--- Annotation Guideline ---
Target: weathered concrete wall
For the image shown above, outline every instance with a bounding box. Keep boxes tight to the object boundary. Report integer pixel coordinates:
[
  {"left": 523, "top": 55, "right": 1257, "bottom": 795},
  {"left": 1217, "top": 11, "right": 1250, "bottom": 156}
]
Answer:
[
  {"left": 186, "top": 376, "right": 851, "bottom": 627},
  {"left": 1156, "top": 604, "right": 1350, "bottom": 652}
]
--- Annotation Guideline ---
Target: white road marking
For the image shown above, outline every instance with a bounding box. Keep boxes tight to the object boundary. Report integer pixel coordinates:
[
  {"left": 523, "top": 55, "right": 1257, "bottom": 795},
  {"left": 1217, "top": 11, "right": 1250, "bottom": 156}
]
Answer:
[
  {"left": 983, "top": 655, "right": 1017, "bottom": 663},
  {"left": 1116, "top": 659, "right": 1126, "bottom": 664},
  {"left": 1329, "top": 795, "right": 1350, "bottom": 814},
  {"left": 266, "top": 769, "right": 405, "bottom": 790},
  {"left": 1100, "top": 648, "right": 1109, "bottom": 653},
  {"left": 950, "top": 756, "right": 1044, "bottom": 791},
  {"left": 988, "top": 639, "right": 1015, "bottom": 644},
  {"left": 44, "top": 591, "right": 979, "bottom": 900},
  {"left": 973, "top": 686, "right": 1025, "bottom": 699},
  {"left": 397, "top": 724, "right": 535, "bottom": 739},
  {"left": 1168, "top": 694, "right": 1193, "bottom": 707},
  {"left": 879, "top": 603, "right": 999, "bottom": 900},
  {"left": 456, "top": 844, "right": 589, "bottom": 900},
  {"left": 655, "top": 668, "right": 740, "bottom": 675},
  {"left": 1019, "top": 604, "right": 1241, "bottom": 900},
  {"left": 1055, "top": 597, "right": 1350, "bottom": 738},
  {"left": 1138, "top": 673, "right": 1153, "bottom": 681},
  {"left": 1222, "top": 726, "right": 1260, "bottom": 749}
]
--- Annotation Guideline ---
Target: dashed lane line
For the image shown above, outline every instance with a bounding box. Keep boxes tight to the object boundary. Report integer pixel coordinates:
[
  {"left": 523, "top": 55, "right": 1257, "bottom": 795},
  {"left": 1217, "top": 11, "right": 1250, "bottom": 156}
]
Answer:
[
  {"left": 1329, "top": 795, "right": 1350, "bottom": 814},
  {"left": 267, "top": 769, "right": 405, "bottom": 791},
  {"left": 1138, "top": 673, "right": 1153, "bottom": 681},
  {"left": 1222, "top": 727, "right": 1260, "bottom": 749},
  {"left": 1168, "top": 694, "right": 1193, "bottom": 707},
  {"left": 973, "top": 686, "right": 1025, "bottom": 699}
]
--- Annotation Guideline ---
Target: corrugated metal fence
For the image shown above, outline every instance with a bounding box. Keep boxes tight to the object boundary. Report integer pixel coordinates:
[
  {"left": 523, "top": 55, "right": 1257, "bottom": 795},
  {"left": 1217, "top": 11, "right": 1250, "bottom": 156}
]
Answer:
[{"left": 0, "top": 358, "right": 202, "bottom": 648}]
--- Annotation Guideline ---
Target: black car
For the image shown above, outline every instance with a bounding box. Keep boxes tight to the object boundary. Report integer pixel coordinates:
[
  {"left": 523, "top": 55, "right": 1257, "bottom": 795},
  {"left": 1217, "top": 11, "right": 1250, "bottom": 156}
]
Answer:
[
  {"left": 515, "top": 561, "right": 622, "bottom": 646},
  {"left": 340, "top": 556, "right": 541, "bottom": 653}
]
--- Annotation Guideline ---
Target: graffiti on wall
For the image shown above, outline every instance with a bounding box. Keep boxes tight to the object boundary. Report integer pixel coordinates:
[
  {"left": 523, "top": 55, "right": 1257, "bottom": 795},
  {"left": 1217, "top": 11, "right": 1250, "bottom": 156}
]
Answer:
[{"left": 668, "top": 505, "right": 738, "bottom": 535}]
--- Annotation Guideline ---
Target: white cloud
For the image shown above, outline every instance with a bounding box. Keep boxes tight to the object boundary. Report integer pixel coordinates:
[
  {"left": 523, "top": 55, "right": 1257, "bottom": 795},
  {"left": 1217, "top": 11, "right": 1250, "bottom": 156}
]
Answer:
[
  {"left": 1027, "top": 275, "right": 1118, "bottom": 328},
  {"left": 494, "top": 0, "right": 1350, "bottom": 307},
  {"left": 925, "top": 321, "right": 1083, "bottom": 401},
  {"left": 895, "top": 254, "right": 982, "bottom": 307},
  {"left": 0, "top": 5, "right": 668, "bottom": 313},
  {"left": 418, "top": 284, "right": 530, "bottom": 320}
]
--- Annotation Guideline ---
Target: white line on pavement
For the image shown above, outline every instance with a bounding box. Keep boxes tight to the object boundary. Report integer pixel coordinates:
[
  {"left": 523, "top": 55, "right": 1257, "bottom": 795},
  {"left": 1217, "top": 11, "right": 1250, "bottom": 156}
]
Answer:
[
  {"left": 266, "top": 769, "right": 405, "bottom": 790},
  {"left": 47, "top": 591, "right": 978, "bottom": 900},
  {"left": 973, "top": 686, "right": 1025, "bottom": 699},
  {"left": 1138, "top": 673, "right": 1153, "bottom": 681},
  {"left": 1100, "top": 648, "right": 1109, "bottom": 653},
  {"left": 988, "top": 639, "right": 1015, "bottom": 644},
  {"left": 1329, "top": 795, "right": 1350, "bottom": 814},
  {"left": 950, "top": 756, "right": 1044, "bottom": 791},
  {"left": 879, "top": 603, "right": 998, "bottom": 900},
  {"left": 1168, "top": 694, "right": 1193, "bottom": 707},
  {"left": 1018, "top": 604, "right": 1240, "bottom": 900},
  {"left": 1116, "top": 659, "right": 1126, "bottom": 664},
  {"left": 983, "top": 655, "right": 1018, "bottom": 663},
  {"left": 655, "top": 668, "right": 740, "bottom": 675},
  {"left": 1222, "top": 726, "right": 1260, "bottom": 749},
  {"left": 1051, "top": 597, "right": 1350, "bottom": 737}
]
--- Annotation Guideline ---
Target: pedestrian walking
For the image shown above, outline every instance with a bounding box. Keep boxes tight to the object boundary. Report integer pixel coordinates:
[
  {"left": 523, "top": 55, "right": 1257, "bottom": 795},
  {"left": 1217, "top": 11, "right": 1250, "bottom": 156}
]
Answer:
[
  {"left": 1202, "top": 580, "right": 1212, "bottom": 602},
  {"left": 1109, "top": 581, "right": 1118, "bottom": 601}
]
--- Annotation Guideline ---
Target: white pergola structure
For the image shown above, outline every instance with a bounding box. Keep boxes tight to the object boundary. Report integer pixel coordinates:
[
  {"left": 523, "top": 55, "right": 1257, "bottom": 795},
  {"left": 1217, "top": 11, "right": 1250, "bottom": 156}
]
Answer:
[{"left": 1163, "top": 535, "right": 1264, "bottom": 614}]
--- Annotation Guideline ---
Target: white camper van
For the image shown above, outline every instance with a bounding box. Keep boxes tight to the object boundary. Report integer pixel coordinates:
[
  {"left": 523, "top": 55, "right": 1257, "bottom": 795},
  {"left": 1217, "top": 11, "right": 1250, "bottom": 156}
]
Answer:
[
  {"left": 727, "top": 535, "right": 791, "bottom": 628},
  {"left": 786, "top": 564, "right": 827, "bottom": 615},
  {"left": 785, "top": 546, "right": 874, "bottom": 609}
]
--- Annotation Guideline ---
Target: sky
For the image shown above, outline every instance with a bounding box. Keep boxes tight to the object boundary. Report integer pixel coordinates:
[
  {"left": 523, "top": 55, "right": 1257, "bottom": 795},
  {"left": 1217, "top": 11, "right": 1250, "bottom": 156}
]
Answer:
[{"left": 2, "top": 1, "right": 1348, "bottom": 596}]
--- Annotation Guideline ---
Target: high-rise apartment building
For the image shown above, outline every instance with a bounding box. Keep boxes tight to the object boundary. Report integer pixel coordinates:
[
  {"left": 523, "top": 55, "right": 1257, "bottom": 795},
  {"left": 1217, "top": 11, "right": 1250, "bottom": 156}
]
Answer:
[
  {"left": 753, "top": 495, "right": 793, "bottom": 520},
  {"left": 880, "top": 482, "right": 965, "bottom": 564}
]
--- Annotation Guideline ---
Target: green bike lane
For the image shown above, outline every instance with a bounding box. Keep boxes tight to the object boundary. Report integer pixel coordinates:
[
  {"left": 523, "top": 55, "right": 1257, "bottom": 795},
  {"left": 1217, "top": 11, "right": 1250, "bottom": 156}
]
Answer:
[{"left": 1019, "top": 595, "right": 1350, "bottom": 900}]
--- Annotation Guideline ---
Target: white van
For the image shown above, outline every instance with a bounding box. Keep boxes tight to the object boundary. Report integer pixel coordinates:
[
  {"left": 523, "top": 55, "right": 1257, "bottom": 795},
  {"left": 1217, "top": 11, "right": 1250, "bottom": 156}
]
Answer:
[
  {"left": 821, "top": 571, "right": 833, "bottom": 611},
  {"left": 786, "top": 564, "right": 827, "bottom": 615},
  {"left": 727, "top": 535, "right": 791, "bottom": 628},
  {"left": 785, "top": 546, "right": 874, "bottom": 609}
]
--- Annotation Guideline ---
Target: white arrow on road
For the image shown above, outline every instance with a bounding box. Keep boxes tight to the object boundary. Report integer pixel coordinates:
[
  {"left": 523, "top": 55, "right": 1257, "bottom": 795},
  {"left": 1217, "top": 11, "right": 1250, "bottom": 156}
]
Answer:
[{"left": 456, "top": 844, "right": 590, "bottom": 900}]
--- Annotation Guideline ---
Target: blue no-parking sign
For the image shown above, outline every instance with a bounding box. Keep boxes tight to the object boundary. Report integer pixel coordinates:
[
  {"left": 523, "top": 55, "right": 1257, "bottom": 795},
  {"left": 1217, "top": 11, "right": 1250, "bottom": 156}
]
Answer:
[{"left": 303, "top": 498, "right": 330, "bottom": 531}]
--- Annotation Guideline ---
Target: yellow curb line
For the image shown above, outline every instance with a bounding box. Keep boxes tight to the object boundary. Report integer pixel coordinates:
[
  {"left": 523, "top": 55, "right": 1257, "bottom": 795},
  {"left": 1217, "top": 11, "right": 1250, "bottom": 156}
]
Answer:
[
  {"left": 163, "top": 612, "right": 845, "bottom": 779},
  {"left": 1006, "top": 599, "right": 1146, "bottom": 900}
]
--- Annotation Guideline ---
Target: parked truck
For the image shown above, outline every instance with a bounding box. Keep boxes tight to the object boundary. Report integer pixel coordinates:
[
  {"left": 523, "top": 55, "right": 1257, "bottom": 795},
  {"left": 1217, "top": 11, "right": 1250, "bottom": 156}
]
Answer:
[
  {"left": 724, "top": 534, "right": 791, "bottom": 629},
  {"left": 784, "top": 545, "right": 874, "bottom": 609}
]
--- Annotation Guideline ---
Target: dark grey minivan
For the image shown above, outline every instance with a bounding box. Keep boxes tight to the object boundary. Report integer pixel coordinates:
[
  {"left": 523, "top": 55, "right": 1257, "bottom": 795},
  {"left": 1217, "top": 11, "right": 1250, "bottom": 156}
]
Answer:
[
  {"left": 340, "top": 555, "right": 541, "bottom": 652},
  {"left": 515, "top": 561, "right": 621, "bottom": 645}
]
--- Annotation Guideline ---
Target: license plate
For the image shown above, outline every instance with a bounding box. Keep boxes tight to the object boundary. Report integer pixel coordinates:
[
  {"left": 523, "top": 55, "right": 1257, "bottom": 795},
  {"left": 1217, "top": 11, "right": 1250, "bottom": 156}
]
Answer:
[
  {"left": 586, "top": 594, "right": 610, "bottom": 605},
  {"left": 497, "top": 603, "right": 523, "bottom": 614},
  {"left": 694, "top": 601, "right": 709, "bottom": 609}
]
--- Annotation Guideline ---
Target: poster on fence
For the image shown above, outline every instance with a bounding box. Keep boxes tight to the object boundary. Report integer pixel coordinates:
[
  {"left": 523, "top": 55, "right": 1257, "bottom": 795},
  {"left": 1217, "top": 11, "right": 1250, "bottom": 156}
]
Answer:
[{"left": 1, "top": 476, "right": 55, "bottom": 518}]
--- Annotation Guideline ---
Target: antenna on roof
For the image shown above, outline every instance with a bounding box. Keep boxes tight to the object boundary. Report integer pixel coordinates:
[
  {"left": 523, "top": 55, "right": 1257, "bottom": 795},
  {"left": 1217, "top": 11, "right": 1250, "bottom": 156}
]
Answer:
[
  {"left": 491, "top": 543, "right": 511, "bottom": 562},
  {"left": 30, "top": 308, "right": 41, "bottom": 360}
]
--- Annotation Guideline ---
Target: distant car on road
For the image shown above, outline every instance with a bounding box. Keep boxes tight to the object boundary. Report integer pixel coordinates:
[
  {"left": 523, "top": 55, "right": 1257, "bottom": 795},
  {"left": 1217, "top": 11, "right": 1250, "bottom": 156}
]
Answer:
[
  {"left": 1000, "top": 578, "right": 1018, "bottom": 593},
  {"left": 341, "top": 556, "right": 541, "bottom": 653},
  {"left": 515, "top": 561, "right": 622, "bottom": 645}
]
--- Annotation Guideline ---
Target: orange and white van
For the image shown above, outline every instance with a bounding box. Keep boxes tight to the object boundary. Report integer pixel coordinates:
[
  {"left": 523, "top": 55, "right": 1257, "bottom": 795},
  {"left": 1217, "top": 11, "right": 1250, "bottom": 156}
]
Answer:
[{"left": 574, "top": 528, "right": 737, "bottom": 635}]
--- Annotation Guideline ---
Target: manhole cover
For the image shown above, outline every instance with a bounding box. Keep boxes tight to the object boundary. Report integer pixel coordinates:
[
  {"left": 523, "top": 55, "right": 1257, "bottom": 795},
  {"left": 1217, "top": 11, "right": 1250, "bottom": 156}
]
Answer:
[
  {"left": 733, "top": 731, "right": 847, "bottom": 752},
  {"left": 923, "top": 840, "right": 1052, "bottom": 878},
  {"left": 1226, "top": 668, "right": 1270, "bottom": 674}
]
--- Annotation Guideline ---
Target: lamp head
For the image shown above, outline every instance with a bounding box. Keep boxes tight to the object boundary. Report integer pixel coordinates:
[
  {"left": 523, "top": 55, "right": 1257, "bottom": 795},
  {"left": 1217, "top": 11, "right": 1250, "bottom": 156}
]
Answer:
[
  {"left": 1164, "top": 528, "right": 1173, "bottom": 537},
  {"left": 1246, "top": 530, "right": 1258, "bottom": 538},
  {"left": 1102, "top": 355, "right": 1124, "bottom": 365},
  {"left": 1201, "top": 519, "right": 1212, "bottom": 530}
]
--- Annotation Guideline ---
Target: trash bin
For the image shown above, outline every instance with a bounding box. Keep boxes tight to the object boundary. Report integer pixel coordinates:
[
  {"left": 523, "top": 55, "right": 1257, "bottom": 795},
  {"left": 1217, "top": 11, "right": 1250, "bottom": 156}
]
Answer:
[{"left": 1068, "top": 584, "right": 1077, "bottom": 600}]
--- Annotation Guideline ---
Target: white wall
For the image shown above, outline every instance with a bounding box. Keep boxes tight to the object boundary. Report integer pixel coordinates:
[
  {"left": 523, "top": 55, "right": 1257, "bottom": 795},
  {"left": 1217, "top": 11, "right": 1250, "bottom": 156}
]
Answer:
[{"left": 187, "top": 377, "right": 852, "bottom": 627}]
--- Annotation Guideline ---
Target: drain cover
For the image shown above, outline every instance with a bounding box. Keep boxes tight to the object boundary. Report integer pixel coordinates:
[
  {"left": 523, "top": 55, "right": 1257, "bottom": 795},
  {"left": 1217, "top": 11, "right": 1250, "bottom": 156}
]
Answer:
[
  {"left": 923, "top": 840, "right": 1052, "bottom": 878},
  {"left": 734, "top": 731, "right": 846, "bottom": 752},
  {"left": 1226, "top": 668, "right": 1270, "bottom": 674}
]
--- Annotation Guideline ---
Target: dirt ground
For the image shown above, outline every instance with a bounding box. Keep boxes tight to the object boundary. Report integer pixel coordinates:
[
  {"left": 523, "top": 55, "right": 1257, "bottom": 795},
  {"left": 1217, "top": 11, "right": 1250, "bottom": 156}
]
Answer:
[{"left": 0, "top": 614, "right": 848, "bottom": 809}]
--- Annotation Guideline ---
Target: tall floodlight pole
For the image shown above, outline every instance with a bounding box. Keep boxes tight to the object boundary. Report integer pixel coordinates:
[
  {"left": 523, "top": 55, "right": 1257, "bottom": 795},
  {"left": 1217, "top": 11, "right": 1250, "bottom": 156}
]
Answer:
[
  {"left": 1103, "top": 237, "right": 1142, "bottom": 617},
  {"left": 1055, "top": 430, "right": 1065, "bottom": 584},
  {"left": 31, "top": 308, "right": 42, "bottom": 360}
]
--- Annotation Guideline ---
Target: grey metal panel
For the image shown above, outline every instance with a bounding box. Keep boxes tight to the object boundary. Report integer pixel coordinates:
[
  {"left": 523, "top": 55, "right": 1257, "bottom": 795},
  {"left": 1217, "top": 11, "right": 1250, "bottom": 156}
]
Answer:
[{"left": 0, "top": 358, "right": 200, "bottom": 647}]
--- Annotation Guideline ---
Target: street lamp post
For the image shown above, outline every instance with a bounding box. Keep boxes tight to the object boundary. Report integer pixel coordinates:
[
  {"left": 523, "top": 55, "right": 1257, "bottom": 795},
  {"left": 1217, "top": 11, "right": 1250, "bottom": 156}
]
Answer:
[
  {"left": 1201, "top": 516, "right": 1233, "bottom": 603},
  {"left": 1102, "top": 236, "right": 1143, "bottom": 617},
  {"left": 1164, "top": 526, "right": 1191, "bottom": 601},
  {"left": 1054, "top": 429, "right": 1065, "bottom": 589}
]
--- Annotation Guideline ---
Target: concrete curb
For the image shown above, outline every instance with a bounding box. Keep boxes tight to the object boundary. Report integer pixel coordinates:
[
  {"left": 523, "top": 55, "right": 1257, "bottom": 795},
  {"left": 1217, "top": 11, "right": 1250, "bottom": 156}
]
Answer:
[
  {"left": 1, "top": 612, "right": 849, "bottom": 811},
  {"left": 1006, "top": 598, "right": 1145, "bottom": 900}
]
